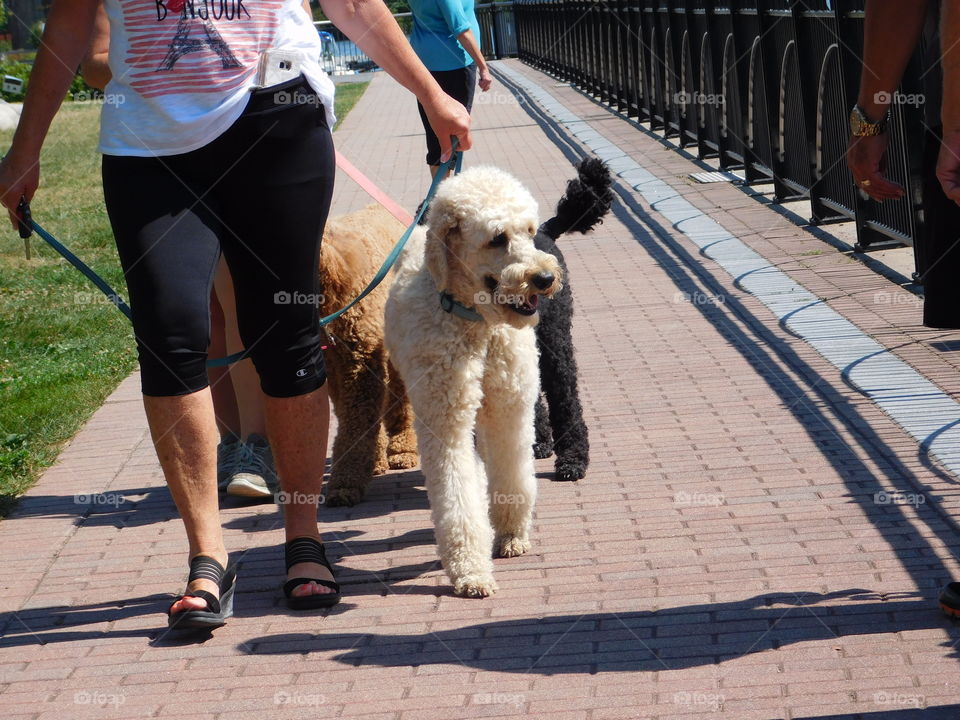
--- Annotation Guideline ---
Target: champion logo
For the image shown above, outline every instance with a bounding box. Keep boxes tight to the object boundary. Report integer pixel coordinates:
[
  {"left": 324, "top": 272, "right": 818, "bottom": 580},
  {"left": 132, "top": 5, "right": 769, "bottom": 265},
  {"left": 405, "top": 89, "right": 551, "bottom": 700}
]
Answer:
[{"left": 295, "top": 369, "right": 309, "bottom": 378}]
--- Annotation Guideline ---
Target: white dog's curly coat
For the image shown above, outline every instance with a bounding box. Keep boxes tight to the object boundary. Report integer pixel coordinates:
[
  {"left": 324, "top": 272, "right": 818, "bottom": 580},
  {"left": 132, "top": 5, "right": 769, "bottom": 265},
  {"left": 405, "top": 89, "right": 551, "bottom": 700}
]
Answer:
[{"left": 385, "top": 166, "right": 562, "bottom": 597}]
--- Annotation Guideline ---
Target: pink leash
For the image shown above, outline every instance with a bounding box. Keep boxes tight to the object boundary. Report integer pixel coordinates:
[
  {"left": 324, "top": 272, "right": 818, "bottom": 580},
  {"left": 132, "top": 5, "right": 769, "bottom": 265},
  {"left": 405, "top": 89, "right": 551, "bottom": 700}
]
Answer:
[{"left": 334, "top": 150, "right": 414, "bottom": 226}]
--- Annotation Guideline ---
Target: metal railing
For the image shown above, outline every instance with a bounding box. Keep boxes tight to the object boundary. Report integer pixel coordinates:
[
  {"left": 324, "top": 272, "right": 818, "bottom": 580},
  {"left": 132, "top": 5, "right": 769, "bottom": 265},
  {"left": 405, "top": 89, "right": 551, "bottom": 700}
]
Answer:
[
  {"left": 315, "top": 3, "right": 518, "bottom": 78},
  {"left": 514, "top": 0, "right": 940, "bottom": 274}
]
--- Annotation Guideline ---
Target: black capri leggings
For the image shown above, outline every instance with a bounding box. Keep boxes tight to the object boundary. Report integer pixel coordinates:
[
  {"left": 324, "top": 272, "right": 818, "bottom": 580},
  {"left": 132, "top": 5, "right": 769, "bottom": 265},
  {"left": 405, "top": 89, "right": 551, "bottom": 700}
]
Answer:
[
  {"left": 102, "top": 77, "right": 334, "bottom": 398},
  {"left": 417, "top": 64, "right": 477, "bottom": 166}
]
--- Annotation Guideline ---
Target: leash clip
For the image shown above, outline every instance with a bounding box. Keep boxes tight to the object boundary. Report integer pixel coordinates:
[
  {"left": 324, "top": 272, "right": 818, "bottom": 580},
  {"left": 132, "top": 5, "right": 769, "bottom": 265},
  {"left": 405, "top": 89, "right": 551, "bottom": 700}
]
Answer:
[{"left": 439, "top": 292, "right": 455, "bottom": 314}]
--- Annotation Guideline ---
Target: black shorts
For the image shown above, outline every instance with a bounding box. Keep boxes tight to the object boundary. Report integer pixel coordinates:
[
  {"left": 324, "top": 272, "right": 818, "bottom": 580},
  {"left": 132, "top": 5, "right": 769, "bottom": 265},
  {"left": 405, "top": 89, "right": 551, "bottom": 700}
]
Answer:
[
  {"left": 102, "top": 76, "right": 335, "bottom": 398},
  {"left": 417, "top": 64, "right": 478, "bottom": 166}
]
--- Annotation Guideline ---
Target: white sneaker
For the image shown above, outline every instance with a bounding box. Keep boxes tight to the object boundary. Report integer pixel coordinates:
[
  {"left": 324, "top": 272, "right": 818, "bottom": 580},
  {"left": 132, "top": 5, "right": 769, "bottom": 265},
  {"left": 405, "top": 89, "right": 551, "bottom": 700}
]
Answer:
[{"left": 226, "top": 434, "right": 276, "bottom": 499}]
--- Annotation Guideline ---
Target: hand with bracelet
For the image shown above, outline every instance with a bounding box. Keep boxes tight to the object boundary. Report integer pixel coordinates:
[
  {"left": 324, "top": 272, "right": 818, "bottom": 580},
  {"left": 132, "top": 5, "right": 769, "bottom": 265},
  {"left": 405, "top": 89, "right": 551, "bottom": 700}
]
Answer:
[{"left": 845, "top": 0, "right": 930, "bottom": 202}]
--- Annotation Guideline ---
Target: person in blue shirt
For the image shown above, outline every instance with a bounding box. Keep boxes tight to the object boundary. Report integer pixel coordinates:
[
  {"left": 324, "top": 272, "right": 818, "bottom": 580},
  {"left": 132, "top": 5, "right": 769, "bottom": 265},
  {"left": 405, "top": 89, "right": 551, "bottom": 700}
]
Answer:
[{"left": 408, "top": 0, "right": 492, "bottom": 176}]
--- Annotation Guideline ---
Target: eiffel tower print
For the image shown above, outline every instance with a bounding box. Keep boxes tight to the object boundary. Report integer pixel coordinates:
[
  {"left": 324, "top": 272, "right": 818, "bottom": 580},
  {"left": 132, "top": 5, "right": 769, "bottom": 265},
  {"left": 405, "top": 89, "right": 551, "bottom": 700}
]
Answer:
[{"left": 158, "top": 15, "right": 241, "bottom": 71}]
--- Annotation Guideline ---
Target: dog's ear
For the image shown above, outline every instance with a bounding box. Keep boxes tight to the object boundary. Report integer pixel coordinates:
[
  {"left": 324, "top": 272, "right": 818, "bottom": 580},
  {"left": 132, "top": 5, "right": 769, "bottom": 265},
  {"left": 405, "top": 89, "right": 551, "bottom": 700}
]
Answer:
[{"left": 425, "top": 202, "right": 459, "bottom": 291}]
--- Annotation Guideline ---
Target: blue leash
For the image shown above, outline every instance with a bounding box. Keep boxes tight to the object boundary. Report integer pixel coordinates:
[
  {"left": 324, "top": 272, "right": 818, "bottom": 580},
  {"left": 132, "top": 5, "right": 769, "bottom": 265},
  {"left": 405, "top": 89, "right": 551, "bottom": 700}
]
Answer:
[{"left": 15, "top": 142, "right": 463, "bottom": 368}]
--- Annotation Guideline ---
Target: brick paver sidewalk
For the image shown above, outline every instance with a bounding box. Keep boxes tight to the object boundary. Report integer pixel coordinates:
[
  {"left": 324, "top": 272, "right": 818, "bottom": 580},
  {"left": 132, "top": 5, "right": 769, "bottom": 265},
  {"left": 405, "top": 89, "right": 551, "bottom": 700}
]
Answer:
[{"left": 3, "top": 60, "right": 960, "bottom": 719}]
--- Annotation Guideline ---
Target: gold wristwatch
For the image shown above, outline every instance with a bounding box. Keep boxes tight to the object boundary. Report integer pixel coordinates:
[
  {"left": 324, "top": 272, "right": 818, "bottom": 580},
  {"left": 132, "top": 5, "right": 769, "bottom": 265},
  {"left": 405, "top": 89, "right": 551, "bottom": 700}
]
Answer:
[{"left": 850, "top": 104, "right": 889, "bottom": 137}]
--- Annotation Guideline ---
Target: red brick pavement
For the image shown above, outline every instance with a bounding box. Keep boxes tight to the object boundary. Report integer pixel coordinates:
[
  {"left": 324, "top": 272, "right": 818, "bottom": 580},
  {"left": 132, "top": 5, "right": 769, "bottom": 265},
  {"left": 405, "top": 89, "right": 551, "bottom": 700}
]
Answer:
[{"left": 2, "top": 61, "right": 960, "bottom": 719}]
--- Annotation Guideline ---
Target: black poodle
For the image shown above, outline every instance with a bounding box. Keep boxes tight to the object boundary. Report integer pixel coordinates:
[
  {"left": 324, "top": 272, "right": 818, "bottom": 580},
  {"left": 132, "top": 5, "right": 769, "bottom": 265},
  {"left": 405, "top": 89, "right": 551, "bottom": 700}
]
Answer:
[{"left": 533, "top": 158, "right": 612, "bottom": 481}]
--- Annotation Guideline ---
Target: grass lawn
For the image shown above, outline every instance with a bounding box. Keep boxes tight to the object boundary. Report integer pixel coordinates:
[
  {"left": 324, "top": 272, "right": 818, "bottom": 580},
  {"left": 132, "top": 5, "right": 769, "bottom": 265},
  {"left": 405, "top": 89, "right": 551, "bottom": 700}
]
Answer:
[
  {"left": 0, "top": 80, "right": 368, "bottom": 517},
  {"left": 334, "top": 81, "right": 368, "bottom": 130}
]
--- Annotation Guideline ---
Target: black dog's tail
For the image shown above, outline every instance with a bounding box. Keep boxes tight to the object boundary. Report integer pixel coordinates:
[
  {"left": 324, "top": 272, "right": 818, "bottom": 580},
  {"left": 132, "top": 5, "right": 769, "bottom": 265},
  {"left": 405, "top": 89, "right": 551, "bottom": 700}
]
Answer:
[{"left": 540, "top": 158, "right": 613, "bottom": 240}]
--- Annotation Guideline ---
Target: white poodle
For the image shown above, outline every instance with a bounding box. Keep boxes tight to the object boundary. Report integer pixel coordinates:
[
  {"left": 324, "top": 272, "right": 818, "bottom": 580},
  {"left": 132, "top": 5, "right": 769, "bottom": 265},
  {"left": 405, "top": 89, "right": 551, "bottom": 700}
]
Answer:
[{"left": 385, "top": 166, "right": 562, "bottom": 597}]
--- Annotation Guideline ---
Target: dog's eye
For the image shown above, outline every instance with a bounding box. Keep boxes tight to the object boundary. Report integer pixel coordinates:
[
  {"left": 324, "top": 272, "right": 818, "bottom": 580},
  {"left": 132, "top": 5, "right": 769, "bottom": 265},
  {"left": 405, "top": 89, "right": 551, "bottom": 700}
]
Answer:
[{"left": 489, "top": 232, "right": 508, "bottom": 248}]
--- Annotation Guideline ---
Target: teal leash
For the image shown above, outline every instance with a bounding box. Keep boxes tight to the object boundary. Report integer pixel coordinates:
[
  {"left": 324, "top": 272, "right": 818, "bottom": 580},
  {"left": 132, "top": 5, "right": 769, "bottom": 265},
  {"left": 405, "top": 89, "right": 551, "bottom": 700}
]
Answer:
[
  {"left": 17, "top": 199, "right": 132, "bottom": 322},
  {"left": 15, "top": 141, "right": 464, "bottom": 369}
]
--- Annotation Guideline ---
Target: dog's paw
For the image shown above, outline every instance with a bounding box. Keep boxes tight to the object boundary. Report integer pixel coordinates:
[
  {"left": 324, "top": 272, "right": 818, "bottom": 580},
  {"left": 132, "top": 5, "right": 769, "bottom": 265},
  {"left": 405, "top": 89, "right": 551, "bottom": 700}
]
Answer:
[
  {"left": 387, "top": 451, "right": 419, "bottom": 470},
  {"left": 495, "top": 535, "right": 531, "bottom": 558},
  {"left": 453, "top": 574, "right": 498, "bottom": 598},
  {"left": 533, "top": 441, "right": 554, "bottom": 459},
  {"left": 554, "top": 460, "right": 586, "bottom": 482},
  {"left": 372, "top": 460, "right": 389, "bottom": 476},
  {"left": 324, "top": 485, "right": 365, "bottom": 507}
]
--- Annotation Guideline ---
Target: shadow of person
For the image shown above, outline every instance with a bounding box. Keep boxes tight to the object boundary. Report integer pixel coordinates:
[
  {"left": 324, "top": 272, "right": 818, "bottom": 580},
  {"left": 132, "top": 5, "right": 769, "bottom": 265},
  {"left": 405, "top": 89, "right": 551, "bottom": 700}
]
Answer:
[
  {"left": 0, "top": 593, "right": 171, "bottom": 647},
  {"left": 239, "top": 589, "right": 960, "bottom": 674},
  {"left": 0, "top": 539, "right": 445, "bottom": 648}
]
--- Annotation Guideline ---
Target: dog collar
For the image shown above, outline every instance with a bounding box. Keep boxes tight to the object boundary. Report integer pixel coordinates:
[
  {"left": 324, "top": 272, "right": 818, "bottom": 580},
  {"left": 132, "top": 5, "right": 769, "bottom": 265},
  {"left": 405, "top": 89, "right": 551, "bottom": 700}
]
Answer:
[{"left": 438, "top": 292, "right": 482, "bottom": 322}]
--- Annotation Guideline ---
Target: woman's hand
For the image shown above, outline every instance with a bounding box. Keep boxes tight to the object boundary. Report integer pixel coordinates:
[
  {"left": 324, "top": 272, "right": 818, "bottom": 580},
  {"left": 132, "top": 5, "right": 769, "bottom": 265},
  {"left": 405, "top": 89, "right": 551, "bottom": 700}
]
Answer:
[
  {"left": 421, "top": 89, "right": 472, "bottom": 162},
  {"left": 478, "top": 66, "right": 493, "bottom": 92},
  {"left": 846, "top": 132, "right": 904, "bottom": 201},
  {"left": 0, "top": 150, "right": 40, "bottom": 230}
]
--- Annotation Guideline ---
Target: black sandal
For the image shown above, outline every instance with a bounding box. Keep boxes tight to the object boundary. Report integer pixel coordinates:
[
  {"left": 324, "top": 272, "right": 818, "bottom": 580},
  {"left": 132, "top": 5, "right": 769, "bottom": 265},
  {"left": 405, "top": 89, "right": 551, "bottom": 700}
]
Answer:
[
  {"left": 939, "top": 582, "right": 960, "bottom": 619},
  {"left": 167, "top": 555, "right": 237, "bottom": 632},
  {"left": 283, "top": 537, "right": 341, "bottom": 610}
]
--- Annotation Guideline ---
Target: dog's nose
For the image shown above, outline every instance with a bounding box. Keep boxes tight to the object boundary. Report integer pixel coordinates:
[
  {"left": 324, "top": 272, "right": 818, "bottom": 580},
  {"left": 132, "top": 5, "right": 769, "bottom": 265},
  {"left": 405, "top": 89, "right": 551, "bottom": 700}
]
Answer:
[{"left": 531, "top": 271, "right": 555, "bottom": 290}]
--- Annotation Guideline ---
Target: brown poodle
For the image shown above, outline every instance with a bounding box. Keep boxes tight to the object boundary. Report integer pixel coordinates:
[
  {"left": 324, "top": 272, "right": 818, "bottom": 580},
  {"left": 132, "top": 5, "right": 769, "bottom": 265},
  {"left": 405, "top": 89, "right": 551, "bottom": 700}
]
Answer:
[{"left": 319, "top": 205, "right": 418, "bottom": 507}]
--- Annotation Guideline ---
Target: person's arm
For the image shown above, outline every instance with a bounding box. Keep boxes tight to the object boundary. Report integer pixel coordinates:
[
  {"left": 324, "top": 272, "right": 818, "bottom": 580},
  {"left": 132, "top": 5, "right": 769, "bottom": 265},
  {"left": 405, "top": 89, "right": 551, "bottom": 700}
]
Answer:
[
  {"left": 0, "top": 0, "right": 100, "bottom": 227},
  {"left": 938, "top": 0, "right": 960, "bottom": 201},
  {"left": 80, "top": 1, "right": 111, "bottom": 90},
  {"left": 846, "top": 0, "right": 929, "bottom": 201},
  {"left": 457, "top": 28, "right": 491, "bottom": 92},
  {"left": 320, "top": 0, "right": 471, "bottom": 161},
  {"left": 435, "top": 0, "right": 491, "bottom": 91},
  {"left": 302, "top": 0, "right": 312, "bottom": 19}
]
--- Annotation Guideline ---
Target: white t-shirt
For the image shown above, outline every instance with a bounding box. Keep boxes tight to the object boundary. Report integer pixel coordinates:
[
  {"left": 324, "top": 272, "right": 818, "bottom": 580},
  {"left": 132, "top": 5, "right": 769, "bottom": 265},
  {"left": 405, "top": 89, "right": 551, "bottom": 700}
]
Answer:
[{"left": 98, "top": 0, "right": 336, "bottom": 156}]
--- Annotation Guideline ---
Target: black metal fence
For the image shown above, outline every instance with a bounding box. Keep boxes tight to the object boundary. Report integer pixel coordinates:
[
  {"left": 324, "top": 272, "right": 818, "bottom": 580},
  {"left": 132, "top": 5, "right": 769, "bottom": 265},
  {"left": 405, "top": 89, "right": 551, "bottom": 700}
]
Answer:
[
  {"left": 513, "top": 0, "right": 938, "bottom": 271},
  {"left": 478, "top": 2, "right": 520, "bottom": 58}
]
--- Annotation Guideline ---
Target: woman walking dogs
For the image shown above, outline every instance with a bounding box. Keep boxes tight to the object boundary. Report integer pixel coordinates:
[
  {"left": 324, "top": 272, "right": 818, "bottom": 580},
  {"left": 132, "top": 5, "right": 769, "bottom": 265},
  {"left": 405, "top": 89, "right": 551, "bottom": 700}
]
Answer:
[{"left": 0, "top": 0, "right": 471, "bottom": 634}]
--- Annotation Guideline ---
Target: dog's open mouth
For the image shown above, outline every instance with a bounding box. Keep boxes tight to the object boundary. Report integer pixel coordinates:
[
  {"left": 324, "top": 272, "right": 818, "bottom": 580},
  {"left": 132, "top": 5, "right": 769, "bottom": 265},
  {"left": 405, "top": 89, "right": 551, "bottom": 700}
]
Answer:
[
  {"left": 509, "top": 295, "right": 539, "bottom": 316},
  {"left": 485, "top": 276, "right": 540, "bottom": 316}
]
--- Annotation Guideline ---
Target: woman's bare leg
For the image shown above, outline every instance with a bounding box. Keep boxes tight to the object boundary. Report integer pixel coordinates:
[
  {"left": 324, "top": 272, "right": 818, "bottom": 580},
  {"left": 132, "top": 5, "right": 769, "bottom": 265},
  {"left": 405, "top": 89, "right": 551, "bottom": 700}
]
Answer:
[
  {"left": 265, "top": 387, "right": 336, "bottom": 596},
  {"left": 143, "top": 390, "right": 227, "bottom": 613}
]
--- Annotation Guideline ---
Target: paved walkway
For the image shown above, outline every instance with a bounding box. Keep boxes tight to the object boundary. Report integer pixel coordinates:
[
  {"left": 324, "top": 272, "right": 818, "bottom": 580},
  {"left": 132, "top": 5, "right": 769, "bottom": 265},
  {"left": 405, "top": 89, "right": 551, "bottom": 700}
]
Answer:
[{"left": 3, "top": 59, "right": 960, "bottom": 719}]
